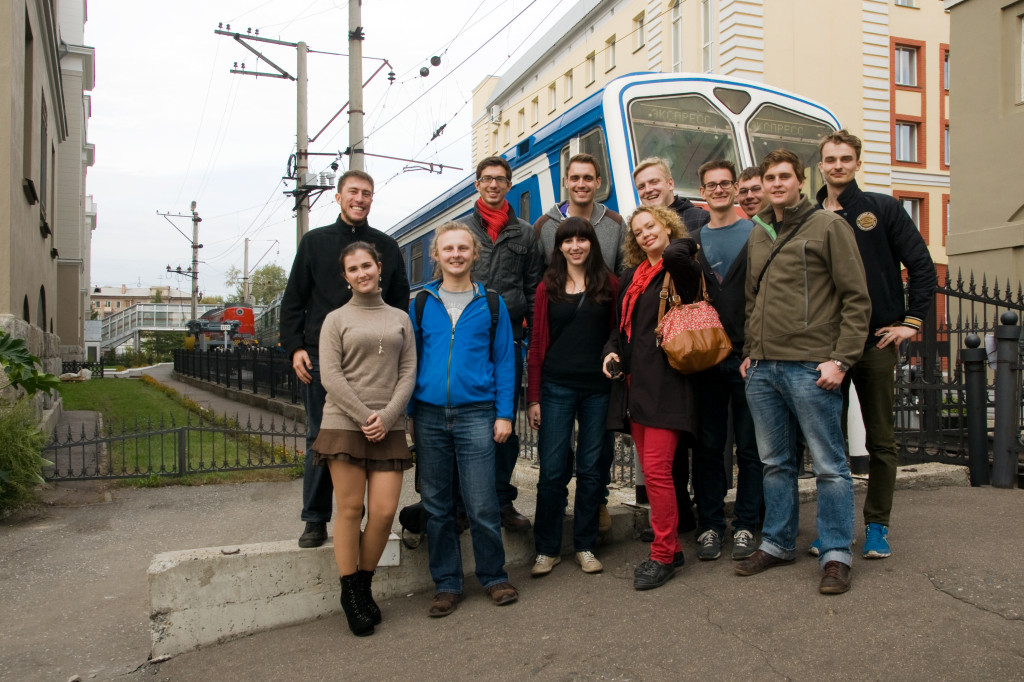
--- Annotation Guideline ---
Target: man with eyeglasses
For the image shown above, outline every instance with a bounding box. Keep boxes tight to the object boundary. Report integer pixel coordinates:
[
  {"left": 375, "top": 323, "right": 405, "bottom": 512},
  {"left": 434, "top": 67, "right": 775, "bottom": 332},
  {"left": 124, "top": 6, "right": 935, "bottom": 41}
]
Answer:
[
  {"left": 690, "top": 160, "right": 763, "bottom": 562},
  {"left": 460, "top": 155, "right": 544, "bottom": 531},
  {"left": 813, "top": 129, "right": 935, "bottom": 561},
  {"left": 736, "top": 167, "right": 766, "bottom": 219},
  {"left": 281, "top": 170, "right": 410, "bottom": 549}
]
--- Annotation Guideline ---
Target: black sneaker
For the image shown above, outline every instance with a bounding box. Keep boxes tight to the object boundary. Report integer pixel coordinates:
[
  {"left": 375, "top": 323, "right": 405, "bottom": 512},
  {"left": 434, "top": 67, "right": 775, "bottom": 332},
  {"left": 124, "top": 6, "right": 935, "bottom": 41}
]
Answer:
[
  {"left": 696, "top": 529, "right": 722, "bottom": 561},
  {"left": 298, "top": 521, "right": 327, "bottom": 548},
  {"left": 633, "top": 558, "right": 675, "bottom": 590}
]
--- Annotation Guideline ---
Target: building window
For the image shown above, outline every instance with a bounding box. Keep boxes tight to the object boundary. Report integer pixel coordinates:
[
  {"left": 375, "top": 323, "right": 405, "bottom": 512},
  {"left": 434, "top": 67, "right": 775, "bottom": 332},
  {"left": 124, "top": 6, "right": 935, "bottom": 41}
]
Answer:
[
  {"left": 943, "top": 49, "right": 949, "bottom": 91},
  {"left": 503, "top": 120, "right": 510, "bottom": 145},
  {"left": 530, "top": 97, "right": 539, "bottom": 126},
  {"left": 1019, "top": 17, "right": 1024, "bottom": 102},
  {"left": 517, "top": 109, "right": 525, "bottom": 135},
  {"left": 671, "top": 1, "right": 683, "bottom": 71},
  {"left": 895, "top": 0, "right": 915, "bottom": 6},
  {"left": 633, "top": 12, "right": 645, "bottom": 51},
  {"left": 410, "top": 243, "right": 423, "bottom": 284},
  {"left": 895, "top": 122, "right": 918, "bottom": 162},
  {"left": 606, "top": 35, "right": 616, "bottom": 72},
  {"left": 701, "top": 0, "right": 714, "bottom": 73},
  {"left": 944, "top": 126, "right": 950, "bottom": 165},
  {"left": 563, "top": 70, "right": 573, "bottom": 101},
  {"left": 520, "top": 191, "right": 531, "bottom": 221},
  {"left": 23, "top": 15, "right": 33, "bottom": 180},
  {"left": 942, "top": 194, "right": 950, "bottom": 245},
  {"left": 39, "top": 96, "right": 48, "bottom": 220},
  {"left": 900, "top": 197, "right": 920, "bottom": 228},
  {"left": 894, "top": 46, "right": 918, "bottom": 87},
  {"left": 586, "top": 52, "right": 596, "bottom": 85},
  {"left": 548, "top": 82, "right": 557, "bottom": 112},
  {"left": 492, "top": 129, "right": 498, "bottom": 153}
]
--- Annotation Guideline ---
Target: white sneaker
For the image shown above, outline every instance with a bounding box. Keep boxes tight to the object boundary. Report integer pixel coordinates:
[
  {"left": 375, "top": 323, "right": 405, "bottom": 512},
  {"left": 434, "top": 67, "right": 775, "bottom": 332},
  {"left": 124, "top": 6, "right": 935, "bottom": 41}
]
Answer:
[
  {"left": 531, "top": 554, "right": 560, "bottom": 577},
  {"left": 575, "top": 550, "right": 603, "bottom": 574}
]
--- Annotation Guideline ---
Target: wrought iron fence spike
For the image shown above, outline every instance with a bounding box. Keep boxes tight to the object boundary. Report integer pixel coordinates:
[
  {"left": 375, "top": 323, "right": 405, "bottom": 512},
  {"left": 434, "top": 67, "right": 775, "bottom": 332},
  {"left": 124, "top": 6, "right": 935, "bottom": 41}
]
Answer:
[{"left": 981, "top": 274, "right": 989, "bottom": 297}]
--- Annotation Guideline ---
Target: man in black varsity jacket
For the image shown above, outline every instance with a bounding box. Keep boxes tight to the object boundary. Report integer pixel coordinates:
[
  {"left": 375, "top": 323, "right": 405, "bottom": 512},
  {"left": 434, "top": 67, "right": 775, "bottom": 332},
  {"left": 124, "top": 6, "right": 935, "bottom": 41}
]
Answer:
[{"left": 814, "top": 129, "right": 936, "bottom": 560}]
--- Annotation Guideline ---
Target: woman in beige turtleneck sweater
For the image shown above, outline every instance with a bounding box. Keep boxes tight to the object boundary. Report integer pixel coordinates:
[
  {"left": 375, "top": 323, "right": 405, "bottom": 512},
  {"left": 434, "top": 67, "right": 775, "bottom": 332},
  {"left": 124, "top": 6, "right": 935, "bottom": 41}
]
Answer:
[{"left": 312, "top": 241, "right": 416, "bottom": 637}]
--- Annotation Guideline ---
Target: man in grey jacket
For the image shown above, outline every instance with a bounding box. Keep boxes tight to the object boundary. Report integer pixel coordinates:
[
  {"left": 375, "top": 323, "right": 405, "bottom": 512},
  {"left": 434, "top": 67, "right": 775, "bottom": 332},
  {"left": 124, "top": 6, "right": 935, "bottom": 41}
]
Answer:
[
  {"left": 533, "top": 153, "right": 627, "bottom": 274},
  {"left": 460, "top": 156, "right": 544, "bottom": 530}
]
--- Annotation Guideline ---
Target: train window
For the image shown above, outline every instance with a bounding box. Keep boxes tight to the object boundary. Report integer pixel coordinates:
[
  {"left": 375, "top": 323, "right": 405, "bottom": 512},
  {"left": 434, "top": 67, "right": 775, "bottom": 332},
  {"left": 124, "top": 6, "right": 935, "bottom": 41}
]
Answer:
[
  {"left": 410, "top": 242, "right": 424, "bottom": 284},
  {"left": 520, "top": 191, "right": 530, "bottom": 221},
  {"left": 628, "top": 95, "right": 739, "bottom": 197},
  {"left": 557, "top": 129, "right": 612, "bottom": 205},
  {"left": 746, "top": 104, "right": 835, "bottom": 198}
]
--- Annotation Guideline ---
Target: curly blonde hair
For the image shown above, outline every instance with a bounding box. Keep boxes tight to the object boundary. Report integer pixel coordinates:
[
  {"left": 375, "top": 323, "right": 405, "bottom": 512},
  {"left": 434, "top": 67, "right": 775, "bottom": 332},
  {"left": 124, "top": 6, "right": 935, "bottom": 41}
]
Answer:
[{"left": 623, "top": 205, "right": 689, "bottom": 267}]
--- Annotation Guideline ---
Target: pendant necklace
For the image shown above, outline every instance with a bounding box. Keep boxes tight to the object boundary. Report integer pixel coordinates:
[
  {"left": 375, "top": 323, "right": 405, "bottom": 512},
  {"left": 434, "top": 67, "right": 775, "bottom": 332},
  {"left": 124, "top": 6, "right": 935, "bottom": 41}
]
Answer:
[{"left": 377, "top": 323, "right": 385, "bottom": 355}]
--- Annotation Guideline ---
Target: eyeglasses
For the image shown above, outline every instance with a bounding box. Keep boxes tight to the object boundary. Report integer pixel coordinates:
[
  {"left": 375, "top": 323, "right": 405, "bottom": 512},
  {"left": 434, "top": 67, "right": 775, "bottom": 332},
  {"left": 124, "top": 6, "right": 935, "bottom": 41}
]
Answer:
[
  {"left": 478, "top": 175, "right": 510, "bottom": 186},
  {"left": 702, "top": 180, "right": 735, "bottom": 191},
  {"left": 737, "top": 185, "right": 762, "bottom": 196}
]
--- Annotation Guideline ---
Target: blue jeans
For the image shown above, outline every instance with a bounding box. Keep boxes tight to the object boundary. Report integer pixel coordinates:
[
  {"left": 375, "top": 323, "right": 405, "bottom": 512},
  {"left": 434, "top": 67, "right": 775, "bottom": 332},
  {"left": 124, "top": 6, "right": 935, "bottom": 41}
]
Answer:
[
  {"left": 301, "top": 354, "right": 333, "bottom": 523},
  {"left": 533, "top": 382, "right": 610, "bottom": 556},
  {"left": 415, "top": 401, "right": 508, "bottom": 593},
  {"left": 744, "top": 360, "right": 854, "bottom": 567},
  {"left": 694, "top": 354, "right": 762, "bottom": 534}
]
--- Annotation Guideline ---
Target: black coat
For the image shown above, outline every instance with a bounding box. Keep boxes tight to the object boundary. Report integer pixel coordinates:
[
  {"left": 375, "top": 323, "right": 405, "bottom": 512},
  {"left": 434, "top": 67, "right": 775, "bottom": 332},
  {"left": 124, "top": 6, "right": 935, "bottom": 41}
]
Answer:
[
  {"left": 692, "top": 223, "right": 748, "bottom": 354},
  {"left": 603, "top": 239, "right": 701, "bottom": 434}
]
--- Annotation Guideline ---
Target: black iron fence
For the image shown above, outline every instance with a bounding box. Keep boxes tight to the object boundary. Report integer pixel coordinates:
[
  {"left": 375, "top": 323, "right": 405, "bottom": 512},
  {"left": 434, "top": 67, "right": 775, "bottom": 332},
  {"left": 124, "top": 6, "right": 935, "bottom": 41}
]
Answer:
[
  {"left": 173, "top": 347, "right": 302, "bottom": 404},
  {"left": 43, "top": 410, "right": 304, "bottom": 481},
  {"left": 61, "top": 359, "right": 105, "bottom": 377}
]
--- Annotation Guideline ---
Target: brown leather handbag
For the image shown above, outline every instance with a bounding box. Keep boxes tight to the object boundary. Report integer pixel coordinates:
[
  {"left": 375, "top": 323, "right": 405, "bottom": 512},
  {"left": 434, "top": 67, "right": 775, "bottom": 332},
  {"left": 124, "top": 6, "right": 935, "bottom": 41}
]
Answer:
[{"left": 655, "top": 270, "right": 732, "bottom": 374}]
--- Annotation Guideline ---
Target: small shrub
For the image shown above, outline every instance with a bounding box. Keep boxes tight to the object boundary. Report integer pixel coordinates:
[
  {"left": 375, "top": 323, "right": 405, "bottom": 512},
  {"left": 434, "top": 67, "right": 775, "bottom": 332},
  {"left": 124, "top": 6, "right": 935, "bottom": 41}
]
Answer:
[{"left": 0, "top": 399, "right": 50, "bottom": 514}]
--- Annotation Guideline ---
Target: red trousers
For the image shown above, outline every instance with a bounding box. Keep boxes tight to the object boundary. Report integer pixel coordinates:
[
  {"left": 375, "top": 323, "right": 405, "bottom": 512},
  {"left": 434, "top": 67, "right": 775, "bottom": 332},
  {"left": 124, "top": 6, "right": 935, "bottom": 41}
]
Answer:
[{"left": 631, "top": 422, "right": 682, "bottom": 564}]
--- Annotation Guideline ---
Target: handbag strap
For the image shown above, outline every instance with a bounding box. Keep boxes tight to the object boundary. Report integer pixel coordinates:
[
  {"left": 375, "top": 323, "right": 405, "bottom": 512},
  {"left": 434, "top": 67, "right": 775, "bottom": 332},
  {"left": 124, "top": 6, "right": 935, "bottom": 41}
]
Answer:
[
  {"left": 657, "top": 268, "right": 710, "bottom": 327},
  {"left": 752, "top": 208, "right": 818, "bottom": 296},
  {"left": 548, "top": 290, "right": 586, "bottom": 347}
]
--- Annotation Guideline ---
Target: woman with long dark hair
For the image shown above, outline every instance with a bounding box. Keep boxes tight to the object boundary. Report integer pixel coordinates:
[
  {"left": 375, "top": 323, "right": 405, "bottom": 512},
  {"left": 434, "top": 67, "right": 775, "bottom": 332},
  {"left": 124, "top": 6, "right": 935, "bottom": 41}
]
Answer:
[
  {"left": 602, "top": 205, "right": 701, "bottom": 590},
  {"left": 312, "top": 241, "right": 416, "bottom": 636},
  {"left": 527, "top": 217, "right": 619, "bottom": 576}
]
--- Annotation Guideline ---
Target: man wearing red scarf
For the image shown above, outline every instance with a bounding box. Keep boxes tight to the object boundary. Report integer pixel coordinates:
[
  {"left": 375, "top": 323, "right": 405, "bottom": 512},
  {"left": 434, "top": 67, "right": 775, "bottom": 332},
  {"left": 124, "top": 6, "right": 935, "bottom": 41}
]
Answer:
[{"left": 458, "top": 156, "right": 543, "bottom": 531}]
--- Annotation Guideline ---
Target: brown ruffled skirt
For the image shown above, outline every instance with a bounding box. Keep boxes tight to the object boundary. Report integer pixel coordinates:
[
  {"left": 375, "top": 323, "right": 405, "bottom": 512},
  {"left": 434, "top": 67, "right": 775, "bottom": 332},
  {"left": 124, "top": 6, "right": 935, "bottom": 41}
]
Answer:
[{"left": 312, "top": 429, "right": 412, "bottom": 471}]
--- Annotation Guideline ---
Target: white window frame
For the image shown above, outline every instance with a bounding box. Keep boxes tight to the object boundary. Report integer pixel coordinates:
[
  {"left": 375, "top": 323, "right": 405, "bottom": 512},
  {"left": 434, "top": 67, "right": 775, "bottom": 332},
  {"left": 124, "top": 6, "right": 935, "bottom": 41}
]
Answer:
[
  {"left": 701, "top": 0, "right": 714, "bottom": 73},
  {"left": 530, "top": 97, "right": 539, "bottom": 126},
  {"left": 633, "top": 12, "right": 645, "bottom": 51},
  {"left": 944, "top": 126, "right": 950, "bottom": 165},
  {"left": 503, "top": 120, "right": 511, "bottom": 145},
  {"left": 900, "top": 198, "right": 921, "bottom": 229},
  {"left": 895, "top": 0, "right": 915, "bottom": 7},
  {"left": 671, "top": 1, "right": 683, "bottom": 72},
  {"left": 548, "top": 82, "right": 557, "bottom": 113},
  {"left": 606, "top": 35, "right": 616, "bottom": 72},
  {"left": 1019, "top": 17, "right": 1024, "bottom": 103},
  {"left": 517, "top": 109, "right": 525, "bottom": 135},
  {"left": 895, "top": 122, "right": 918, "bottom": 162},
  {"left": 943, "top": 49, "right": 949, "bottom": 91},
  {"left": 564, "top": 70, "right": 573, "bottom": 101},
  {"left": 586, "top": 52, "right": 596, "bottom": 85},
  {"left": 894, "top": 46, "right": 918, "bottom": 87}
]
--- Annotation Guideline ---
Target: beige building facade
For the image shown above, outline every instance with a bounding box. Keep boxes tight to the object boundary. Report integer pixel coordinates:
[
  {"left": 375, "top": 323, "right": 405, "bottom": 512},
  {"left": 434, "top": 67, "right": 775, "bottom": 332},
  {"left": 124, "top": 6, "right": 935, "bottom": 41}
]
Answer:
[
  {"left": 473, "top": 0, "right": 951, "bottom": 276},
  {"left": 943, "top": 0, "right": 1024, "bottom": 284}
]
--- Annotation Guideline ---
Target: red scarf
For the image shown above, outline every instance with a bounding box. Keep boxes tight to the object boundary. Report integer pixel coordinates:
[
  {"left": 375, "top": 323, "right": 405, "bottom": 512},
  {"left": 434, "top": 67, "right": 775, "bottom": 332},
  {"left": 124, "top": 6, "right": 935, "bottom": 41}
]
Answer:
[
  {"left": 620, "top": 258, "right": 663, "bottom": 341},
  {"left": 477, "top": 199, "right": 510, "bottom": 243}
]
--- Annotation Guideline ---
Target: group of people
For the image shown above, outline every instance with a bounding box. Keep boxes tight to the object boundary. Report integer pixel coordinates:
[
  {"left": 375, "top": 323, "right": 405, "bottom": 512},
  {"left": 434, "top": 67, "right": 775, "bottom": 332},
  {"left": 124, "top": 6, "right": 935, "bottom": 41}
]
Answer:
[{"left": 279, "top": 128, "right": 935, "bottom": 637}]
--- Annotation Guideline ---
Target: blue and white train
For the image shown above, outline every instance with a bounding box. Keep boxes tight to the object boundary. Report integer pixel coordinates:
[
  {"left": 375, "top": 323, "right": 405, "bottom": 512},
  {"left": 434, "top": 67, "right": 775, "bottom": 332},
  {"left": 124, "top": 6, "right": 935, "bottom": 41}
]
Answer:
[{"left": 390, "top": 72, "right": 840, "bottom": 290}]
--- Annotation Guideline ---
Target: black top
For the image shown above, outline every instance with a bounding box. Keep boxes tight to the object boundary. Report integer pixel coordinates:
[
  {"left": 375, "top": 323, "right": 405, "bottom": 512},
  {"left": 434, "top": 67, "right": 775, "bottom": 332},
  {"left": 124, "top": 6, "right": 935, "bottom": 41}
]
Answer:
[
  {"left": 279, "top": 216, "right": 410, "bottom": 359},
  {"left": 543, "top": 293, "right": 612, "bottom": 394}
]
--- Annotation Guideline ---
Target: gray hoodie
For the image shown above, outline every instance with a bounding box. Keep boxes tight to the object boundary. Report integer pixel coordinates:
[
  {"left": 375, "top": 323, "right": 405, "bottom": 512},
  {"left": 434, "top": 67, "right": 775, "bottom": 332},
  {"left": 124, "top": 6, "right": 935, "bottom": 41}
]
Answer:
[{"left": 533, "top": 202, "right": 628, "bottom": 275}]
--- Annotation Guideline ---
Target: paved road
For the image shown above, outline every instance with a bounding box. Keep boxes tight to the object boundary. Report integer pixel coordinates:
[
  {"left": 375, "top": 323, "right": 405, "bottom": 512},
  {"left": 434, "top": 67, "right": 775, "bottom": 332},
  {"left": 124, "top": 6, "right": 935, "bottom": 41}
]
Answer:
[{"left": 3, "top": 480, "right": 1023, "bottom": 681}]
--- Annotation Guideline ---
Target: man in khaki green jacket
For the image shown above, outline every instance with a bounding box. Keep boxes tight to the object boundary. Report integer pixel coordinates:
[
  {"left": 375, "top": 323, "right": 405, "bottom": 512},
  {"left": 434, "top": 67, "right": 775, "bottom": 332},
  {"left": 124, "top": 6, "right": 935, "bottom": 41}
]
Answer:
[{"left": 735, "top": 149, "right": 870, "bottom": 596}]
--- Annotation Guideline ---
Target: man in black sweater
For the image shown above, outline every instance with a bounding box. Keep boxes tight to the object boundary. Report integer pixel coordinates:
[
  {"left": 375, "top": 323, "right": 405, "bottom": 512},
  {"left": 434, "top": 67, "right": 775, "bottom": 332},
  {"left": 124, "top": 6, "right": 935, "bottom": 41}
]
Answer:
[
  {"left": 814, "top": 130, "right": 935, "bottom": 560},
  {"left": 280, "top": 170, "right": 410, "bottom": 548}
]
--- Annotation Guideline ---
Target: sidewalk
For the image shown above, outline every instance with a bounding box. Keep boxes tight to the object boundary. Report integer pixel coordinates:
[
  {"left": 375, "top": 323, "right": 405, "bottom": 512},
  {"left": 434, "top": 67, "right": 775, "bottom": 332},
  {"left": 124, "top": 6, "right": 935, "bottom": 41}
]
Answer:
[{"left": 3, "top": 481, "right": 1022, "bottom": 681}]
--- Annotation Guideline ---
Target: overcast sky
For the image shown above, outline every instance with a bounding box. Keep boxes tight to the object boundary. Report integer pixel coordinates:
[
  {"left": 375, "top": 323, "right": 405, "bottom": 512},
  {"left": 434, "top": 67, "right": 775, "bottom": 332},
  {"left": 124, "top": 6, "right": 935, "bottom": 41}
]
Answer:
[{"left": 85, "top": 0, "right": 572, "bottom": 298}]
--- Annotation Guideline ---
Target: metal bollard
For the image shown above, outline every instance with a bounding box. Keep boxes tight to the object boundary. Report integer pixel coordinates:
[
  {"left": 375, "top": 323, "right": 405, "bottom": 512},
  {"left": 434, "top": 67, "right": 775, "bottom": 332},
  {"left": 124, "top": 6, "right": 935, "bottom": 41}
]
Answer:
[
  {"left": 960, "top": 333, "right": 989, "bottom": 486},
  {"left": 992, "top": 311, "right": 1021, "bottom": 489}
]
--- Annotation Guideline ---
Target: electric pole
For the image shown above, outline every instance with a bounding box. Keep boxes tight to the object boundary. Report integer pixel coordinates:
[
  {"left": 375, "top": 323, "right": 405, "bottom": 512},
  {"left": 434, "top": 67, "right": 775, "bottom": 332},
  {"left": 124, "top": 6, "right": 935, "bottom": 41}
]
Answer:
[
  {"left": 159, "top": 202, "right": 203, "bottom": 321},
  {"left": 297, "top": 42, "right": 310, "bottom": 239},
  {"left": 243, "top": 237, "right": 251, "bottom": 305},
  {"left": 349, "top": 2, "right": 364, "bottom": 171}
]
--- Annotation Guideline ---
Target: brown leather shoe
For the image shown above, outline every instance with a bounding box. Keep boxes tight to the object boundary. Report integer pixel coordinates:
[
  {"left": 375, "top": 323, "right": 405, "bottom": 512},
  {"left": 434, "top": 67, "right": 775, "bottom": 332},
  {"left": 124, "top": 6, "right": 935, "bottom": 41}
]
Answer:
[
  {"left": 428, "top": 592, "right": 462, "bottom": 618},
  {"left": 819, "top": 561, "right": 852, "bottom": 594},
  {"left": 486, "top": 581, "right": 519, "bottom": 606},
  {"left": 500, "top": 506, "right": 532, "bottom": 531},
  {"left": 734, "top": 549, "right": 794, "bottom": 576}
]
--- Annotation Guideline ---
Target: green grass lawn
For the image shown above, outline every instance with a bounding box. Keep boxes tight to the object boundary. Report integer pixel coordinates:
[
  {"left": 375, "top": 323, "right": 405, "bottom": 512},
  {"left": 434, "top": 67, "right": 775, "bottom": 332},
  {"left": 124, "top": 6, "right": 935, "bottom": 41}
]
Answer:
[{"left": 55, "top": 379, "right": 302, "bottom": 485}]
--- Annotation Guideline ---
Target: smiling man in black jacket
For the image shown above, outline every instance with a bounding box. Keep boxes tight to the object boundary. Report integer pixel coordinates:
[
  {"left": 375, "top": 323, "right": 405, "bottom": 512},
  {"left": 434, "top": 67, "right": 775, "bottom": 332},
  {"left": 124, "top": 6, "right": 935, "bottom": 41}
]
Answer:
[
  {"left": 815, "top": 130, "right": 936, "bottom": 561},
  {"left": 280, "top": 170, "right": 410, "bottom": 548}
]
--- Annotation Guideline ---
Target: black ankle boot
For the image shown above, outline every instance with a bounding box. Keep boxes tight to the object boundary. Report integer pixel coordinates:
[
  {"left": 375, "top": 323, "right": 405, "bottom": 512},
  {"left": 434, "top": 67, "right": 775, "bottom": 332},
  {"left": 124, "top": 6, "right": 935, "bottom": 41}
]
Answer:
[
  {"left": 339, "top": 574, "right": 374, "bottom": 636},
  {"left": 356, "top": 569, "right": 382, "bottom": 625}
]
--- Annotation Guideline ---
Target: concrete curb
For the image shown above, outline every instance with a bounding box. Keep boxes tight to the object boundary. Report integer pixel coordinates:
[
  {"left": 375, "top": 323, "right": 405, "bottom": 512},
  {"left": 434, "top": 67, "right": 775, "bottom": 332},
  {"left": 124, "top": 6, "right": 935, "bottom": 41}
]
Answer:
[
  {"left": 147, "top": 462, "right": 968, "bottom": 659},
  {"left": 171, "top": 371, "right": 307, "bottom": 423}
]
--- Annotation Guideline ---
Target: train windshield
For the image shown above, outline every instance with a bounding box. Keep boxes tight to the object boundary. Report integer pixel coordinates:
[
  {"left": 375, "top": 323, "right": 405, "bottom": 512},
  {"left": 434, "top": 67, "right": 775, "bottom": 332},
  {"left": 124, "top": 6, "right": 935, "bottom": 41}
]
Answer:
[
  {"left": 628, "top": 95, "right": 739, "bottom": 197},
  {"left": 746, "top": 104, "right": 836, "bottom": 198}
]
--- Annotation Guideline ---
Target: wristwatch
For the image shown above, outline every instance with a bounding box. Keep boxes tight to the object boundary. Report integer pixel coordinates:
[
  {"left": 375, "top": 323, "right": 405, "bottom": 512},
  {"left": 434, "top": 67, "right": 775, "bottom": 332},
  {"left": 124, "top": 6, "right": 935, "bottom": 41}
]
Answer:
[{"left": 832, "top": 359, "right": 850, "bottom": 373}]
